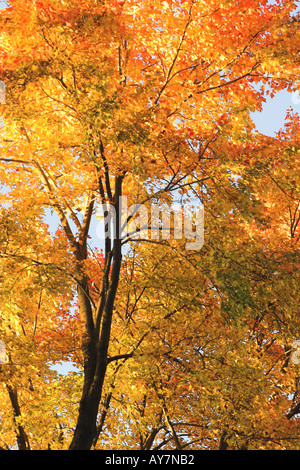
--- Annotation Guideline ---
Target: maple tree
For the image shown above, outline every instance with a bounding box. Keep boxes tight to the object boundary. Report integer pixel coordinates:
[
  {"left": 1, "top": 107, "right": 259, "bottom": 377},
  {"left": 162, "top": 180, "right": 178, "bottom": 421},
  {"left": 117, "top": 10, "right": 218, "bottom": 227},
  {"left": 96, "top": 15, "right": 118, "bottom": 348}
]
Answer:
[{"left": 0, "top": 0, "right": 299, "bottom": 450}]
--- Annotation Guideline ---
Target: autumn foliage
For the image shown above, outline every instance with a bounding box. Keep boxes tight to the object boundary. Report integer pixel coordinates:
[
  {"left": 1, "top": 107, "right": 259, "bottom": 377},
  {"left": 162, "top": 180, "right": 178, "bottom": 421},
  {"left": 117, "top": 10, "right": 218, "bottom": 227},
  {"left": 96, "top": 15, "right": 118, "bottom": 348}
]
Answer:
[{"left": 0, "top": 0, "right": 299, "bottom": 450}]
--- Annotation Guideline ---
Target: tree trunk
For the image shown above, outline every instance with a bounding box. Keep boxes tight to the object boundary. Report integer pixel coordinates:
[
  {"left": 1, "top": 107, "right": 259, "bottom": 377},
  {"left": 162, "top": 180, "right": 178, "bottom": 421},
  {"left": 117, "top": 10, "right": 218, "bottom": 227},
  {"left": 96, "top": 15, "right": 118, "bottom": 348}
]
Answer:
[
  {"left": 6, "top": 384, "right": 30, "bottom": 450},
  {"left": 69, "top": 243, "right": 122, "bottom": 450},
  {"left": 69, "top": 176, "right": 123, "bottom": 450},
  {"left": 219, "top": 431, "right": 229, "bottom": 450}
]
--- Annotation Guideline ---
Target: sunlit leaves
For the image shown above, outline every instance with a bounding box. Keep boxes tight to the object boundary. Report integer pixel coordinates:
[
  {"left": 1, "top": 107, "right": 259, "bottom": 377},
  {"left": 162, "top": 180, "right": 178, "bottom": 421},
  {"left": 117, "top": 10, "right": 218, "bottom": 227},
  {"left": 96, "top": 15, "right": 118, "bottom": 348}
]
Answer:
[{"left": 0, "top": 0, "right": 299, "bottom": 450}]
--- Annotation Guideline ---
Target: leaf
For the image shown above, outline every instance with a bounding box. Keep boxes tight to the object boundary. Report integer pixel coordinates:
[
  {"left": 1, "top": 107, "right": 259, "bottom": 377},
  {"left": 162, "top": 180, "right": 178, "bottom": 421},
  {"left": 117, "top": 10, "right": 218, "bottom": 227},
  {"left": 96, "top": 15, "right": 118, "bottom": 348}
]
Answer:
[{"left": 0, "top": 0, "right": 299, "bottom": 451}]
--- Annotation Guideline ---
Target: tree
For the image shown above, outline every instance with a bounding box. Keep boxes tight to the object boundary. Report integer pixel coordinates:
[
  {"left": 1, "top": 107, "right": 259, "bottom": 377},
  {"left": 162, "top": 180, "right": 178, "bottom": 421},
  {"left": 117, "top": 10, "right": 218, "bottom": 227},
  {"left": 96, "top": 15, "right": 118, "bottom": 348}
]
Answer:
[{"left": 0, "top": 0, "right": 299, "bottom": 450}]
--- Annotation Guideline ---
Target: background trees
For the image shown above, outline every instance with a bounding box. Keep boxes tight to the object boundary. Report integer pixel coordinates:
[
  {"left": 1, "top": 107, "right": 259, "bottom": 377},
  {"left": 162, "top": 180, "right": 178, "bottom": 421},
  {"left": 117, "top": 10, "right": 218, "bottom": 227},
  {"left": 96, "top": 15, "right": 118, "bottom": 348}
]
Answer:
[{"left": 0, "top": 0, "right": 299, "bottom": 449}]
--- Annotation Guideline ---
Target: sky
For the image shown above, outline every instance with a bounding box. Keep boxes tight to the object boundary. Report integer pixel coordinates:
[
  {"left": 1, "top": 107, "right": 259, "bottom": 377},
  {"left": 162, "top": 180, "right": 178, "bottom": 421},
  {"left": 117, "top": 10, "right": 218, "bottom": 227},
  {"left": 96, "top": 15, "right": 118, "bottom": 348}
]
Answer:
[{"left": 251, "top": 88, "right": 299, "bottom": 136}]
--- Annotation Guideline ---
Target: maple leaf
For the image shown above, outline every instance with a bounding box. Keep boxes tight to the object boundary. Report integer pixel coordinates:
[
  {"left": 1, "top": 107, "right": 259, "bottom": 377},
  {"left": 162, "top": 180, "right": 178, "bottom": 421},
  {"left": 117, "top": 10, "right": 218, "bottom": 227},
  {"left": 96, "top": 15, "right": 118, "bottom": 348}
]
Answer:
[{"left": 0, "top": 0, "right": 298, "bottom": 451}]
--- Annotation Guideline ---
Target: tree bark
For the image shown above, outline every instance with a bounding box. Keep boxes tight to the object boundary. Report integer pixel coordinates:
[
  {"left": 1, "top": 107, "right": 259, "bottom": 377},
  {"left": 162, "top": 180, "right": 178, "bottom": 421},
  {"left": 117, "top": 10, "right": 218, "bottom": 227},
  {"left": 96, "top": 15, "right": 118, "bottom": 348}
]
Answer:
[
  {"left": 69, "top": 175, "right": 123, "bottom": 450},
  {"left": 219, "top": 431, "right": 229, "bottom": 450},
  {"left": 6, "top": 384, "right": 30, "bottom": 450}
]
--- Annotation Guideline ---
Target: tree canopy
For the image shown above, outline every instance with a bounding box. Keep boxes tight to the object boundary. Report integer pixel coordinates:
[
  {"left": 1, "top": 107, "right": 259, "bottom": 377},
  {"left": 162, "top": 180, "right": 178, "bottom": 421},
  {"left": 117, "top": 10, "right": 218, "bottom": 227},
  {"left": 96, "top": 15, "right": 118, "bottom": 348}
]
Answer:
[{"left": 0, "top": 0, "right": 299, "bottom": 450}]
